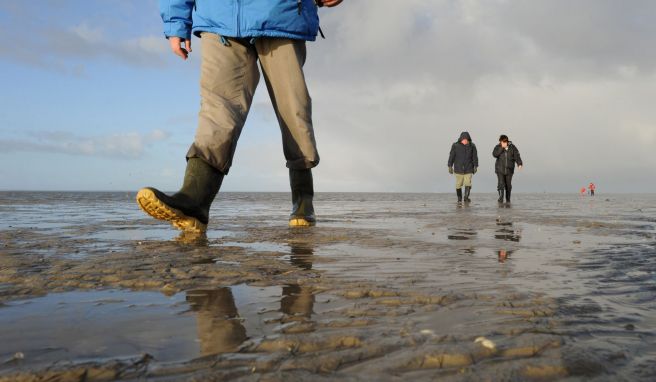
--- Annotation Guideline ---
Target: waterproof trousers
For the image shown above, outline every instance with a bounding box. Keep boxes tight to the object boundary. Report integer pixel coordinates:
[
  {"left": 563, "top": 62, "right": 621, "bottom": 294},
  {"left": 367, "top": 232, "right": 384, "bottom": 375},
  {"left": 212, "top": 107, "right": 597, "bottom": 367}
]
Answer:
[
  {"left": 497, "top": 173, "right": 513, "bottom": 194},
  {"left": 187, "top": 33, "right": 320, "bottom": 173}
]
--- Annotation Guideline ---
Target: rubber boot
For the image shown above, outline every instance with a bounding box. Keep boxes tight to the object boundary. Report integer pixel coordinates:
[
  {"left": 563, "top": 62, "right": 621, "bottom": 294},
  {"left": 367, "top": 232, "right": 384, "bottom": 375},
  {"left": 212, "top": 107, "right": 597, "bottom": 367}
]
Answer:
[
  {"left": 136, "top": 157, "right": 223, "bottom": 233},
  {"left": 505, "top": 189, "right": 512, "bottom": 203},
  {"left": 289, "top": 169, "right": 316, "bottom": 227},
  {"left": 456, "top": 188, "right": 463, "bottom": 203},
  {"left": 498, "top": 189, "right": 504, "bottom": 203},
  {"left": 464, "top": 186, "right": 472, "bottom": 203}
]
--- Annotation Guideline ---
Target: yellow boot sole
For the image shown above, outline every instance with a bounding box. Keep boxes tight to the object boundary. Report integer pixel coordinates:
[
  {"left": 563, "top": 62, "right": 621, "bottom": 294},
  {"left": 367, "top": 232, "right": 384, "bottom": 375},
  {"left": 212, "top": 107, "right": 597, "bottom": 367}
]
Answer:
[
  {"left": 136, "top": 188, "right": 207, "bottom": 233},
  {"left": 289, "top": 218, "right": 316, "bottom": 227}
]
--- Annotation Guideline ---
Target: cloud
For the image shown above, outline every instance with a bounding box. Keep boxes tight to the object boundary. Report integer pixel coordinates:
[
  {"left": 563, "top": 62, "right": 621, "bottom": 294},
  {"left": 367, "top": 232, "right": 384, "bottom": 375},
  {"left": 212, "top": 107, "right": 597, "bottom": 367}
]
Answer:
[
  {"left": 2, "top": 0, "right": 656, "bottom": 192},
  {"left": 289, "top": 0, "right": 656, "bottom": 192},
  {"left": 0, "top": 1, "right": 168, "bottom": 73},
  {"left": 0, "top": 129, "right": 170, "bottom": 159}
]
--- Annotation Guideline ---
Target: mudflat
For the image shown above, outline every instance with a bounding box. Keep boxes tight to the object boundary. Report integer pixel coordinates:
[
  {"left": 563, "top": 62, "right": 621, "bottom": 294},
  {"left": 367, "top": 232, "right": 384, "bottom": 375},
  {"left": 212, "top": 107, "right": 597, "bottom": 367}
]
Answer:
[{"left": 0, "top": 192, "right": 654, "bottom": 381}]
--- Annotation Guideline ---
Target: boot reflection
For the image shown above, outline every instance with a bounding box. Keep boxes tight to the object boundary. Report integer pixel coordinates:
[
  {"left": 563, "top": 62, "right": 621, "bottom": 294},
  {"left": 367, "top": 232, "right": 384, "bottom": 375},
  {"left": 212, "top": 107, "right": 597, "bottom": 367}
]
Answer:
[
  {"left": 186, "top": 288, "right": 247, "bottom": 356},
  {"left": 175, "top": 231, "right": 209, "bottom": 245},
  {"left": 289, "top": 242, "right": 314, "bottom": 270},
  {"left": 282, "top": 243, "right": 316, "bottom": 319}
]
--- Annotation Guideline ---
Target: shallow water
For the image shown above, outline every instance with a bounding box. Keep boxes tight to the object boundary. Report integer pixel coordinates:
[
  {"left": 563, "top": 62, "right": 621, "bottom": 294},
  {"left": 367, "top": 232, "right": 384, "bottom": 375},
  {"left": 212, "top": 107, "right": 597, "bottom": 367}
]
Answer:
[{"left": 0, "top": 192, "right": 654, "bottom": 381}]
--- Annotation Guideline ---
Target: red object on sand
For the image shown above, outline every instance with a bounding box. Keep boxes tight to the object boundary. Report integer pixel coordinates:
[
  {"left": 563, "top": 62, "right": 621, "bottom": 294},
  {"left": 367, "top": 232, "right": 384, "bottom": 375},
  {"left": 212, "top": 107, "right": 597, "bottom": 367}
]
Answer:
[{"left": 580, "top": 187, "right": 587, "bottom": 195}]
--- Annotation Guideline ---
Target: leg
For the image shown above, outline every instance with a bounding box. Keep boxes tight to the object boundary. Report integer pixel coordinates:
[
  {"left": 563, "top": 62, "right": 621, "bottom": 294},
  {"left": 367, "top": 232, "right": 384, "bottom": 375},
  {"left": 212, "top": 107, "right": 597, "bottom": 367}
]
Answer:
[
  {"left": 256, "top": 38, "right": 319, "bottom": 226},
  {"left": 188, "top": 34, "right": 260, "bottom": 174},
  {"left": 187, "top": 288, "right": 246, "bottom": 355},
  {"left": 455, "top": 174, "right": 464, "bottom": 202},
  {"left": 497, "top": 173, "right": 505, "bottom": 202},
  {"left": 256, "top": 38, "right": 319, "bottom": 169},
  {"left": 463, "top": 173, "right": 473, "bottom": 203},
  {"left": 137, "top": 34, "right": 258, "bottom": 233},
  {"left": 505, "top": 174, "right": 513, "bottom": 202}
]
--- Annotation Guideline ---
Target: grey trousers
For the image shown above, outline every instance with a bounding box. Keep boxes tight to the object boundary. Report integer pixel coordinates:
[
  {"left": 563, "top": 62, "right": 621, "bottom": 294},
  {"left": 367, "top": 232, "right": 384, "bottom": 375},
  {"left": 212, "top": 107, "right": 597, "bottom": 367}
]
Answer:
[{"left": 187, "top": 33, "right": 320, "bottom": 174}]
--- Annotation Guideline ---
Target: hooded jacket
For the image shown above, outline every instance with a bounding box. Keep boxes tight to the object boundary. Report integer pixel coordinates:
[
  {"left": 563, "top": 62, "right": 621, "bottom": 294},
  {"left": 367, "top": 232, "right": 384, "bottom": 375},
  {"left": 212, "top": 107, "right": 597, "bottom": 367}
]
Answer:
[
  {"left": 159, "top": 0, "right": 321, "bottom": 41},
  {"left": 448, "top": 132, "right": 478, "bottom": 174},
  {"left": 493, "top": 142, "right": 523, "bottom": 175}
]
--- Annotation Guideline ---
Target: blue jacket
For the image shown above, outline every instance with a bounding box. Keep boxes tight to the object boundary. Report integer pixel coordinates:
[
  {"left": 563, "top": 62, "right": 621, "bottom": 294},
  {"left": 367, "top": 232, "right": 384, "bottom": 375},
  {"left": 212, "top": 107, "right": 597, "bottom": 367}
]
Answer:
[{"left": 160, "top": 0, "right": 320, "bottom": 41}]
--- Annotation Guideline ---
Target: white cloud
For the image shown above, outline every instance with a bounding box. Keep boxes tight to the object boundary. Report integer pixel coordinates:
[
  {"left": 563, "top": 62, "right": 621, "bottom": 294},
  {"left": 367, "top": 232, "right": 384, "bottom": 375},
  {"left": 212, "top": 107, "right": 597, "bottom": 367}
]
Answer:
[{"left": 0, "top": 130, "right": 171, "bottom": 159}]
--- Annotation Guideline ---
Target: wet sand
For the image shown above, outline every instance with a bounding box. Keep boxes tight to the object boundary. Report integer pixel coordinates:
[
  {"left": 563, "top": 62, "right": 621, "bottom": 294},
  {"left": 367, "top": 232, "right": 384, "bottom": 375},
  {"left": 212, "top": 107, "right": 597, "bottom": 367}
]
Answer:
[{"left": 0, "top": 192, "right": 655, "bottom": 381}]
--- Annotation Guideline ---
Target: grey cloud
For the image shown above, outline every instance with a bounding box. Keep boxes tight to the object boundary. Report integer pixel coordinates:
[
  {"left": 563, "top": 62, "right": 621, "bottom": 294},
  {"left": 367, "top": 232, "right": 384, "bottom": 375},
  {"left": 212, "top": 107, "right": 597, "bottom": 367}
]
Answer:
[{"left": 292, "top": 0, "right": 656, "bottom": 192}]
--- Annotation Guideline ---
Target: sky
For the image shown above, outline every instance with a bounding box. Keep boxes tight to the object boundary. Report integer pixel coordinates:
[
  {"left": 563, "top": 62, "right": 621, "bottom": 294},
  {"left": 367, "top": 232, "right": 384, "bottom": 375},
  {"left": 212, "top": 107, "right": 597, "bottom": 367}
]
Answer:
[{"left": 0, "top": 0, "right": 655, "bottom": 193}]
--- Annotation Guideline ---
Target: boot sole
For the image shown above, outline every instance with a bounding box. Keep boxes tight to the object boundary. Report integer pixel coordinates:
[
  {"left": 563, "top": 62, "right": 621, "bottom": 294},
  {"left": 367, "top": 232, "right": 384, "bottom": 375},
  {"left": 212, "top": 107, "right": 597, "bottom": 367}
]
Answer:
[
  {"left": 136, "top": 188, "right": 207, "bottom": 233},
  {"left": 289, "top": 218, "right": 316, "bottom": 227}
]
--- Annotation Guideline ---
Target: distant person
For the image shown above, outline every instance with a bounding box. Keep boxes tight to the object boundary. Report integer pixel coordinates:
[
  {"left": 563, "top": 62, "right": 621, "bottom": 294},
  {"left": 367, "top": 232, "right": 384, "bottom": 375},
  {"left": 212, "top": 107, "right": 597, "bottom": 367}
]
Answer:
[
  {"left": 448, "top": 132, "right": 478, "bottom": 204},
  {"left": 493, "top": 135, "right": 523, "bottom": 203},
  {"left": 580, "top": 187, "right": 587, "bottom": 196},
  {"left": 589, "top": 182, "right": 596, "bottom": 196},
  {"left": 136, "top": 0, "right": 344, "bottom": 233}
]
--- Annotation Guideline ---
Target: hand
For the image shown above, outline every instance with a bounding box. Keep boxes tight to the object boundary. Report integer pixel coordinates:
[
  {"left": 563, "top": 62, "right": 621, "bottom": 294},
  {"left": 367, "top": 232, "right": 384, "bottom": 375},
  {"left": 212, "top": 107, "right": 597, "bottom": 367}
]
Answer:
[
  {"left": 319, "top": 0, "right": 343, "bottom": 7},
  {"left": 518, "top": 165, "right": 523, "bottom": 170},
  {"left": 448, "top": 167, "right": 454, "bottom": 175},
  {"left": 473, "top": 167, "right": 477, "bottom": 174},
  {"left": 169, "top": 37, "right": 192, "bottom": 60}
]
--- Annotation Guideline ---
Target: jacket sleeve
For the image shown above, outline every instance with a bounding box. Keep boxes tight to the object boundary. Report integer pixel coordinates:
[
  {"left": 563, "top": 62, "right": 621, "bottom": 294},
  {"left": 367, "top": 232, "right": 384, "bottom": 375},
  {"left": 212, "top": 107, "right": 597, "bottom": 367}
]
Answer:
[
  {"left": 160, "top": 0, "right": 195, "bottom": 39},
  {"left": 472, "top": 144, "right": 479, "bottom": 168},
  {"left": 448, "top": 144, "right": 455, "bottom": 167},
  {"left": 492, "top": 145, "right": 503, "bottom": 158},
  {"left": 513, "top": 145, "right": 523, "bottom": 166}
]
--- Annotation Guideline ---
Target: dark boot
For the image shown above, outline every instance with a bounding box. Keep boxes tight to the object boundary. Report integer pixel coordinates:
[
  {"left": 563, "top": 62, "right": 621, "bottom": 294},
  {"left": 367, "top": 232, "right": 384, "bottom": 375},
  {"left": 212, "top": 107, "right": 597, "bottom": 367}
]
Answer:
[
  {"left": 289, "top": 169, "right": 316, "bottom": 227},
  {"left": 456, "top": 188, "right": 463, "bottom": 203},
  {"left": 137, "top": 157, "right": 223, "bottom": 233},
  {"left": 505, "top": 189, "right": 512, "bottom": 203},
  {"left": 498, "top": 189, "right": 504, "bottom": 203},
  {"left": 464, "top": 186, "right": 472, "bottom": 203}
]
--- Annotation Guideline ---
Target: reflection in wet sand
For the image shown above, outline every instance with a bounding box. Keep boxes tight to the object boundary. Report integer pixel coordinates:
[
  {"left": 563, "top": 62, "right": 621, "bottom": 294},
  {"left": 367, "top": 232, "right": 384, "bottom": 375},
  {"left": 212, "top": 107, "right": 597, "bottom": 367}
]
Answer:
[
  {"left": 175, "top": 231, "right": 209, "bottom": 246},
  {"left": 282, "top": 284, "right": 315, "bottom": 318},
  {"left": 447, "top": 228, "right": 477, "bottom": 241},
  {"left": 185, "top": 243, "right": 317, "bottom": 356},
  {"left": 186, "top": 289, "right": 247, "bottom": 355},
  {"left": 496, "top": 220, "right": 520, "bottom": 262},
  {"left": 289, "top": 242, "right": 314, "bottom": 270},
  {"left": 283, "top": 243, "right": 316, "bottom": 319},
  {"left": 497, "top": 249, "right": 514, "bottom": 263},
  {"left": 495, "top": 221, "right": 522, "bottom": 242}
]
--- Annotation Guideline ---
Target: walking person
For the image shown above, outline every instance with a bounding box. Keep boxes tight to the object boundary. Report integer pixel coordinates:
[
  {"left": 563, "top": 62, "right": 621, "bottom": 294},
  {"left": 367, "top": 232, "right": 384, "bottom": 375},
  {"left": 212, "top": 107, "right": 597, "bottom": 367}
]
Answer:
[
  {"left": 448, "top": 132, "right": 478, "bottom": 204},
  {"left": 493, "top": 135, "right": 523, "bottom": 203},
  {"left": 136, "top": 0, "right": 344, "bottom": 233},
  {"left": 589, "top": 182, "right": 596, "bottom": 196}
]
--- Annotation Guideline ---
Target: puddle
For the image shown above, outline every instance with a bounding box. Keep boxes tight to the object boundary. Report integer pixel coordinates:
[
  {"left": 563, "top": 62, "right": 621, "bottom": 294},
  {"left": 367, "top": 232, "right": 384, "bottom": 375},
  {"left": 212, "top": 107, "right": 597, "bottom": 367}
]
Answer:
[
  {"left": 220, "top": 241, "right": 289, "bottom": 253},
  {"left": 0, "top": 284, "right": 310, "bottom": 373},
  {"left": 88, "top": 229, "right": 235, "bottom": 242}
]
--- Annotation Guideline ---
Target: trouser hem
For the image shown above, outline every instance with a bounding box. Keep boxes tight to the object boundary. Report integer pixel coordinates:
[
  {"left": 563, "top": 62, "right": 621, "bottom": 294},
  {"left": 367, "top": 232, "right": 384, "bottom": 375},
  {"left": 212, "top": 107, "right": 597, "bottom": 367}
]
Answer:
[{"left": 286, "top": 157, "right": 320, "bottom": 170}]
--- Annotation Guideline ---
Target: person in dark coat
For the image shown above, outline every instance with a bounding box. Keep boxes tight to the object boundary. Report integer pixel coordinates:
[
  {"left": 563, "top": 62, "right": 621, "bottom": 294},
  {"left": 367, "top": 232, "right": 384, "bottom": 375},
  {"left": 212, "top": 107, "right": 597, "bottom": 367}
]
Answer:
[
  {"left": 448, "top": 132, "right": 478, "bottom": 203},
  {"left": 493, "top": 135, "right": 523, "bottom": 203}
]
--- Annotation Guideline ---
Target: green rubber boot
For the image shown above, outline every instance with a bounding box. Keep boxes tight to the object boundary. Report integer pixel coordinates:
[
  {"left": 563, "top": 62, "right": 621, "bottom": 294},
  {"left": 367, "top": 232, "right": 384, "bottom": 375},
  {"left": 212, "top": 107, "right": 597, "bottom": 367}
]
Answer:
[
  {"left": 289, "top": 169, "right": 316, "bottom": 227},
  {"left": 137, "top": 157, "right": 223, "bottom": 233},
  {"left": 464, "top": 186, "right": 472, "bottom": 203}
]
